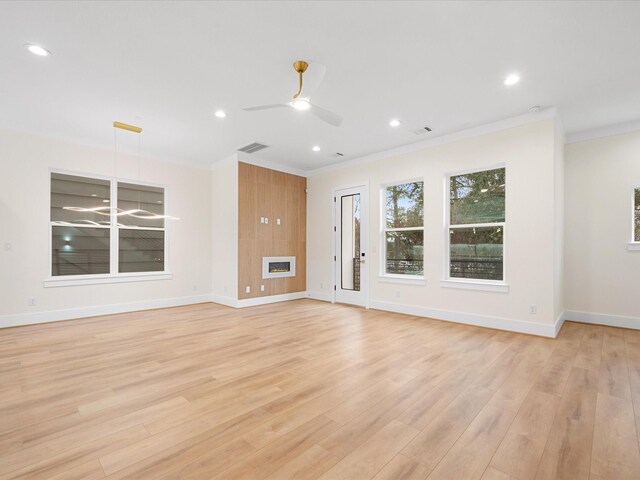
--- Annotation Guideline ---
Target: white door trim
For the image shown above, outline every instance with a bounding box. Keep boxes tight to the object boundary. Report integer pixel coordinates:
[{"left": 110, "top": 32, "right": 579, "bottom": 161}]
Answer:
[{"left": 332, "top": 182, "right": 369, "bottom": 308}]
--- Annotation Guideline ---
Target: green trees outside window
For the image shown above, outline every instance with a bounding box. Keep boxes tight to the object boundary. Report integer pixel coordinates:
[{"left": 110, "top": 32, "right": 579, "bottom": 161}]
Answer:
[
  {"left": 448, "top": 168, "right": 506, "bottom": 281},
  {"left": 384, "top": 181, "right": 424, "bottom": 276}
]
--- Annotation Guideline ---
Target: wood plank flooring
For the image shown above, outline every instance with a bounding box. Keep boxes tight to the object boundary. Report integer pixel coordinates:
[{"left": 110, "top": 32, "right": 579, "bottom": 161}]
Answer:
[{"left": 1, "top": 299, "right": 640, "bottom": 479}]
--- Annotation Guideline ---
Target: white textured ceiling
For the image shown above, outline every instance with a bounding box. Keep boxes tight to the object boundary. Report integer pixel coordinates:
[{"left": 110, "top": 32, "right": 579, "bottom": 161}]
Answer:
[{"left": 1, "top": 1, "right": 640, "bottom": 171}]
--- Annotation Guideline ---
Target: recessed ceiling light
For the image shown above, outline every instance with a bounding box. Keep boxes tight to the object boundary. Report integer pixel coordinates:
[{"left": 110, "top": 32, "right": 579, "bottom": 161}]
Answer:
[
  {"left": 102, "top": 199, "right": 110, "bottom": 203},
  {"left": 528, "top": 105, "right": 542, "bottom": 113},
  {"left": 312, "top": 146, "right": 320, "bottom": 152},
  {"left": 504, "top": 74, "right": 520, "bottom": 86},
  {"left": 214, "top": 110, "right": 226, "bottom": 118},
  {"left": 389, "top": 119, "right": 401, "bottom": 127},
  {"left": 25, "top": 44, "right": 51, "bottom": 57}
]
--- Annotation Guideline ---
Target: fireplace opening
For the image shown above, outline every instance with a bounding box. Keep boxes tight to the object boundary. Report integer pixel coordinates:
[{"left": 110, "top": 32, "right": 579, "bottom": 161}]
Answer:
[
  {"left": 269, "top": 262, "right": 291, "bottom": 273},
  {"left": 262, "top": 256, "right": 296, "bottom": 279}
]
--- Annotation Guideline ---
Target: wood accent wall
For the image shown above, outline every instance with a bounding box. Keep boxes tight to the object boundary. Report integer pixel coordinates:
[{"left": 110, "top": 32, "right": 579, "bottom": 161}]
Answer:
[{"left": 238, "top": 162, "right": 306, "bottom": 299}]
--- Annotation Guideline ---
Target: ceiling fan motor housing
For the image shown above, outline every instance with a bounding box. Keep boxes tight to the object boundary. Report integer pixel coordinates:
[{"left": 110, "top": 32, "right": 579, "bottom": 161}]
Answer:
[{"left": 293, "top": 60, "right": 309, "bottom": 73}]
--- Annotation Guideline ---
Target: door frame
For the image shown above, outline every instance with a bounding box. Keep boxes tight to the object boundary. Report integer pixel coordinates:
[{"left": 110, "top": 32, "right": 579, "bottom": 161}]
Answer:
[{"left": 331, "top": 182, "right": 369, "bottom": 308}]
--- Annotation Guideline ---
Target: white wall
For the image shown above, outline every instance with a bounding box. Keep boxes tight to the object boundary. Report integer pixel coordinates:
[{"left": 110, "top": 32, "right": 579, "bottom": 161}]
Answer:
[
  {"left": 0, "top": 128, "right": 212, "bottom": 327},
  {"left": 210, "top": 156, "right": 238, "bottom": 304},
  {"left": 308, "top": 118, "right": 562, "bottom": 336},
  {"left": 10, "top": 116, "right": 639, "bottom": 334},
  {"left": 565, "top": 131, "right": 640, "bottom": 325}
]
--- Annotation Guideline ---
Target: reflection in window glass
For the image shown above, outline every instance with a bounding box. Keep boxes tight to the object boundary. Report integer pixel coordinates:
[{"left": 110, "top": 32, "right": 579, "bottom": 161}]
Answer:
[
  {"left": 118, "top": 182, "right": 165, "bottom": 229},
  {"left": 51, "top": 173, "right": 111, "bottom": 226},
  {"left": 50, "top": 173, "right": 169, "bottom": 278},
  {"left": 384, "top": 181, "right": 424, "bottom": 276},
  {"left": 450, "top": 227, "right": 503, "bottom": 281},
  {"left": 52, "top": 226, "right": 110, "bottom": 276},
  {"left": 119, "top": 229, "right": 165, "bottom": 273}
]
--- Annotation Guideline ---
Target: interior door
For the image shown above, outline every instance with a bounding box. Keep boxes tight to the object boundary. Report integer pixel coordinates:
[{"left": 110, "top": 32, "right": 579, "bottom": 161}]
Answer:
[{"left": 334, "top": 185, "right": 367, "bottom": 307}]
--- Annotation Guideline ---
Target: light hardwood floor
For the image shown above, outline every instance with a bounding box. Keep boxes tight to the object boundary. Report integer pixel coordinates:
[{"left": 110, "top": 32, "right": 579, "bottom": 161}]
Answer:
[{"left": 1, "top": 300, "right": 640, "bottom": 479}]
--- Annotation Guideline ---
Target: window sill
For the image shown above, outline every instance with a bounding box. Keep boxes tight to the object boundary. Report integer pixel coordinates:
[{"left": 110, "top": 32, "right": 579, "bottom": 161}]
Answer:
[
  {"left": 378, "top": 275, "right": 426, "bottom": 285},
  {"left": 43, "top": 272, "right": 173, "bottom": 288},
  {"left": 440, "top": 279, "right": 509, "bottom": 293},
  {"left": 628, "top": 243, "right": 640, "bottom": 251}
]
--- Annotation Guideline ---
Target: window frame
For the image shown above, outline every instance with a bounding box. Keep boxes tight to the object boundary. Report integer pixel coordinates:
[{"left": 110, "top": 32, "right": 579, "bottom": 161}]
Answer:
[
  {"left": 45, "top": 168, "right": 172, "bottom": 287},
  {"left": 630, "top": 184, "right": 640, "bottom": 251},
  {"left": 442, "top": 164, "right": 508, "bottom": 293},
  {"left": 379, "top": 178, "right": 425, "bottom": 283}
]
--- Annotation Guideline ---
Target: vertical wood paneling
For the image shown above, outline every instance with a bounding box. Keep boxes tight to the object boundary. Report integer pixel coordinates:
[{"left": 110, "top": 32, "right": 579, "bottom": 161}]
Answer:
[{"left": 237, "top": 162, "right": 306, "bottom": 299}]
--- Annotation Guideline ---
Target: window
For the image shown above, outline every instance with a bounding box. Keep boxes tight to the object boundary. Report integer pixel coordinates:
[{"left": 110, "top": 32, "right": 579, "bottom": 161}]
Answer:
[
  {"left": 50, "top": 172, "right": 168, "bottom": 281},
  {"left": 447, "top": 167, "right": 505, "bottom": 282},
  {"left": 117, "top": 182, "right": 165, "bottom": 273},
  {"left": 382, "top": 181, "right": 424, "bottom": 277}
]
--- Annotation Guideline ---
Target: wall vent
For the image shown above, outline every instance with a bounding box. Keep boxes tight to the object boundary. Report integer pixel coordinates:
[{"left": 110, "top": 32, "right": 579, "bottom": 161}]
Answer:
[
  {"left": 238, "top": 142, "right": 269, "bottom": 154},
  {"left": 412, "top": 126, "right": 433, "bottom": 135}
]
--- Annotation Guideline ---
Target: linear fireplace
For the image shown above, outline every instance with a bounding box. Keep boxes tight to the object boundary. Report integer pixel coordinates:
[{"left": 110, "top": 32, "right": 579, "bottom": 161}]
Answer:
[{"left": 262, "top": 256, "right": 296, "bottom": 279}]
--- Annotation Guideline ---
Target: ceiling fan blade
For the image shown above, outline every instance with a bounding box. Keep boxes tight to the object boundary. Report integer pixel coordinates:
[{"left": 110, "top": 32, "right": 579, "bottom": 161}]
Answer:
[
  {"left": 309, "top": 103, "right": 343, "bottom": 127},
  {"left": 243, "top": 104, "right": 289, "bottom": 111},
  {"left": 302, "top": 63, "right": 327, "bottom": 95}
]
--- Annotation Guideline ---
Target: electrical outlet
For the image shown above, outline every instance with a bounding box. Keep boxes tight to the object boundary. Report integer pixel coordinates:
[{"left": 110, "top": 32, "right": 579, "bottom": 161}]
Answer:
[
  {"left": 260, "top": 217, "right": 265, "bottom": 224},
  {"left": 28, "top": 297, "right": 37, "bottom": 307},
  {"left": 260, "top": 285, "right": 265, "bottom": 292},
  {"left": 245, "top": 286, "right": 251, "bottom": 294},
  {"left": 4, "top": 242, "right": 11, "bottom": 251},
  {"left": 529, "top": 304, "right": 537, "bottom": 314},
  {"left": 276, "top": 218, "right": 281, "bottom": 225},
  {"left": 265, "top": 217, "right": 269, "bottom": 224}
]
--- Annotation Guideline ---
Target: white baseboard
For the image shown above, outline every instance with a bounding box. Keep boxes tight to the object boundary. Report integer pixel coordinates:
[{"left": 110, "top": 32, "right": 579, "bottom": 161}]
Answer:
[
  {"left": 306, "top": 291, "right": 333, "bottom": 303},
  {"left": 564, "top": 310, "right": 640, "bottom": 330},
  {"left": 209, "top": 294, "right": 239, "bottom": 308},
  {"left": 369, "top": 300, "right": 558, "bottom": 337},
  {"left": 554, "top": 311, "right": 566, "bottom": 337},
  {"left": 235, "top": 291, "right": 307, "bottom": 308},
  {"left": 210, "top": 292, "right": 309, "bottom": 309},
  {"left": 0, "top": 294, "right": 212, "bottom": 329},
  {"left": 9, "top": 293, "right": 633, "bottom": 338}
]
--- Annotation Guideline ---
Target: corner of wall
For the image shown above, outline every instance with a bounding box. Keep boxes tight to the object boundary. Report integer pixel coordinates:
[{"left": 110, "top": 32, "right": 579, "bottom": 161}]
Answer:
[
  {"left": 553, "top": 117, "right": 566, "bottom": 323},
  {"left": 211, "top": 155, "right": 239, "bottom": 300}
]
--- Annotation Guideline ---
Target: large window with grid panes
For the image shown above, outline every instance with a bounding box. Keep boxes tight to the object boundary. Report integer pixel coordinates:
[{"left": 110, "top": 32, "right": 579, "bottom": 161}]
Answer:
[{"left": 50, "top": 172, "right": 168, "bottom": 279}]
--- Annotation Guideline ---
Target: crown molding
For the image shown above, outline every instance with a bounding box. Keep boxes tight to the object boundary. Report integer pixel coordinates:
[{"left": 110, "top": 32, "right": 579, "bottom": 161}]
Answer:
[
  {"left": 306, "top": 107, "right": 559, "bottom": 176},
  {"left": 566, "top": 119, "right": 640, "bottom": 145},
  {"left": 210, "top": 152, "right": 307, "bottom": 177}
]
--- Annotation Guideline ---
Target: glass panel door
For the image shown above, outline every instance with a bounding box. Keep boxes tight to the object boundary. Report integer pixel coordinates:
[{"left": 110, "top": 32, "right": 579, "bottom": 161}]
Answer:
[
  {"left": 341, "top": 194, "right": 361, "bottom": 291},
  {"left": 335, "top": 186, "right": 367, "bottom": 307}
]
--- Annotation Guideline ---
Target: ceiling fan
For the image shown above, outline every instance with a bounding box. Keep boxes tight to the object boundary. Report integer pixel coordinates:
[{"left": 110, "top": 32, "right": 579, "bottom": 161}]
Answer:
[{"left": 243, "top": 60, "right": 343, "bottom": 127}]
